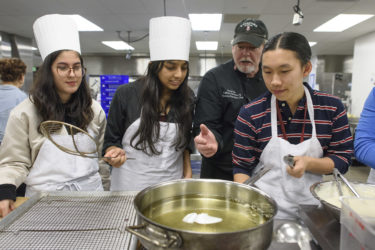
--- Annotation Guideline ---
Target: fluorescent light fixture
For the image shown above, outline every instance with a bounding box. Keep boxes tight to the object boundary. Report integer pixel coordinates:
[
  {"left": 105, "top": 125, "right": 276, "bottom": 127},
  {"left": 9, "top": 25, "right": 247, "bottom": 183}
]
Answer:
[
  {"left": 196, "top": 41, "right": 218, "bottom": 50},
  {"left": 309, "top": 42, "right": 317, "bottom": 47},
  {"left": 17, "top": 44, "right": 38, "bottom": 50},
  {"left": 199, "top": 53, "right": 216, "bottom": 57},
  {"left": 102, "top": 41, "right": 134, "bottom": 50},
  {"left": 67, "top": 15, "right": 103, "bottom": 31},
  {"left": 314, "top": 14, "right": 374, "bottom": 32},
  {"left": 189, "top": 14, "right": 222, "bottom": 31}
]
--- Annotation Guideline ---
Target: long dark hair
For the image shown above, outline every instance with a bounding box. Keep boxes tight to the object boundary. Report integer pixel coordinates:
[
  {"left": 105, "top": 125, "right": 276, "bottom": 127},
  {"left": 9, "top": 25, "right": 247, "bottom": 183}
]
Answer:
[
  {"left": 263, "top": 32, "right": 311, "bottom": 66},
  {"left": 29, "top": 50, "right": 93, "bottom": 130},
  {"left": 130, "top": 61, "right": 192, "bottom": 155}
]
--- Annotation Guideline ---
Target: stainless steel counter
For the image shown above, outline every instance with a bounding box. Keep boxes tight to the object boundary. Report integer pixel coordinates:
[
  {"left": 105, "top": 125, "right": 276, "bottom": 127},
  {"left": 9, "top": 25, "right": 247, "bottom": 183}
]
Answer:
[
  {"left": 0, "top": 191, "right": 326, "bottom": 250},
  {"left": 300, "top": 205, "right": 340, "bottom": 250}
]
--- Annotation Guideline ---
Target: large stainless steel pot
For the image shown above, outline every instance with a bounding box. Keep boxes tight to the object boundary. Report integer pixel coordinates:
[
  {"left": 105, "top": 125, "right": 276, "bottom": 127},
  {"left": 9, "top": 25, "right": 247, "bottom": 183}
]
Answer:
[{"left": 126, "top": 179, "right": 277, "bottom": 250}]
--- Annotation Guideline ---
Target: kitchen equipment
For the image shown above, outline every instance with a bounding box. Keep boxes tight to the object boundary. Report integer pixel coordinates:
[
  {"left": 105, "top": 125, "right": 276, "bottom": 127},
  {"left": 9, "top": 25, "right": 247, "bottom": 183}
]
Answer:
[
  {"left": 310, "top": 181, "right": 342, "bottom": 220},
  {"left": 299, "top": 205, "right": 340, "bottom": 250},
  {"left": 40, "top": 120, "right": 134, "bottom": 160},
  {"left": 0, "top": 191, "right": 137, "bottom": 249},
  {"left": 126, "top": 179, "right": 278, "bottom": 250},
  {"left": 334, "top": 169, "right": 360, "bottom": 198},
  {"left": 40, "top": 120, "right": 111, "bottom": 159},
  {"left": 283, "top": 154, "right": 295, "bottom": 168},
  {"left": 310, "top": 181, "right": 375, "bottom": 220},
  {"left": 332, "top": 169, "right": 343, "bottom": 196},
  {"left": 340, "top": 197, "right": 375, "bottom": 250},
  {"left": 275, "top": 221, "right": 312, "bottom": 250},
  {"left": 243, "top": 166, "right": 272, "bottom": 186}
]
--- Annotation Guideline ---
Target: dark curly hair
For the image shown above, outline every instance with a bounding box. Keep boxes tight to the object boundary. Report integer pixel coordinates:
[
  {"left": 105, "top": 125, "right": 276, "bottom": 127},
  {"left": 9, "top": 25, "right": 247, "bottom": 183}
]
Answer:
[
  {"left": 0, "top": 58, "right": 26, "bottom": 82},
  {"left": 29, "top": 50, "right": 93, "bottom": 130}
]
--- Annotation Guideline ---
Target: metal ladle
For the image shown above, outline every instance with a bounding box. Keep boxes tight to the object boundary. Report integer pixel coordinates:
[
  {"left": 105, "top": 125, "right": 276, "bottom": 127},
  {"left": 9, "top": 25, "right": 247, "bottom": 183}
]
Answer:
[{"left": 275, "top": 221, "right": 312, "bottom": 250}]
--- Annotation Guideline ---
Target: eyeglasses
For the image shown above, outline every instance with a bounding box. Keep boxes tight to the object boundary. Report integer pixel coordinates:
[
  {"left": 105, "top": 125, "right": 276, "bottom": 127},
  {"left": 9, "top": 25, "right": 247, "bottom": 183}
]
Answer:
[{"left": 56, "top": 64, "right": 86, "bottom": 77}]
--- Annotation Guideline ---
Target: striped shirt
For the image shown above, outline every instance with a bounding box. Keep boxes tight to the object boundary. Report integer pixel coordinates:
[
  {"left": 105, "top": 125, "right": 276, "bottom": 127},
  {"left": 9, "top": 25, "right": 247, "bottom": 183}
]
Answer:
[{"left": 232, "top": 83, "right": 353, "bottom": 176}]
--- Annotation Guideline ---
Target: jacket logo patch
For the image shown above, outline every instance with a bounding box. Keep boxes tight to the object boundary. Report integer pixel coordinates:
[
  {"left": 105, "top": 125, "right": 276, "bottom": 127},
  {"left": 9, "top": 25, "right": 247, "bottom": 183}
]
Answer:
[{"left": 222, "top": 89, "right": 243, "bottom": 99}]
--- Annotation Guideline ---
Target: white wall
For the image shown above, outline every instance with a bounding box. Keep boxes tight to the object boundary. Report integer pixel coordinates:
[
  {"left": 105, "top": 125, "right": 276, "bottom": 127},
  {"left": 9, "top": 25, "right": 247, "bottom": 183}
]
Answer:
[{"left": 351, "top": 32, "right": 375, "bottom": 117}]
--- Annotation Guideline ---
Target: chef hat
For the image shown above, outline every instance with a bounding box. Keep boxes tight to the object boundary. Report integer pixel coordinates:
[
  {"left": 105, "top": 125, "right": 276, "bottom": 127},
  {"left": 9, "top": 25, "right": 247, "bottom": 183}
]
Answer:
[
  {"left": 149, "top": 16, "right": 191, "bottom": 62},
  {"left": 33, "top": 14, "right": 81, "bottom": 61}
]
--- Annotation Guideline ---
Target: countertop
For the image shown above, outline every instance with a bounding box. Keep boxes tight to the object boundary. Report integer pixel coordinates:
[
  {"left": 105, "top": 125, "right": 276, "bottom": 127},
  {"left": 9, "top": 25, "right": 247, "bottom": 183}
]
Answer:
[{"left": 1, "top": 194, "right": 328, "bottom": 250}]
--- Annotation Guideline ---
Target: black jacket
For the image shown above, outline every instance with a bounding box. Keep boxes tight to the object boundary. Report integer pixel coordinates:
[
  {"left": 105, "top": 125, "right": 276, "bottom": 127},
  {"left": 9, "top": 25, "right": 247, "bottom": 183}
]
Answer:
[{"left": 193, "top": 59, "right": 267, "bottom": 171}]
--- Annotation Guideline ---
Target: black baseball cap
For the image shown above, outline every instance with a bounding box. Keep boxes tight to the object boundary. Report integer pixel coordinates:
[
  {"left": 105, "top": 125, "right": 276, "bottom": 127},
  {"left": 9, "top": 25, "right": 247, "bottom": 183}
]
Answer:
[{"left": 232, "top": 19, "right": 268, "bottom": 47}]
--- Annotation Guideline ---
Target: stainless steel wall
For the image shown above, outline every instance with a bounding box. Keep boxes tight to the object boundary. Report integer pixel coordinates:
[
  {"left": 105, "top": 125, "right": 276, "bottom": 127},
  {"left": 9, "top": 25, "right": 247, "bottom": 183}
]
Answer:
[
  {"left": 0, "top": 31, "right": 33, "bottom": 93},
  {"left": 316, "top": 55, "right": 353, "bottom": 112},
  {"left": 0, "top": 32, "right": 12, "bottom": 60},
  {"left": 317, "top": 55, "right": 353, "bottom": 74}
]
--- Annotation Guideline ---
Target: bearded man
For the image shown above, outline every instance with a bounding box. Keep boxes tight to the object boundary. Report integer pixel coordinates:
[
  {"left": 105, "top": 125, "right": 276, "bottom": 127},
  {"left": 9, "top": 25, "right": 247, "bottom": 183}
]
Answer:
[{"left": 193, "top": 19, "right": 269, "bottom": 181}]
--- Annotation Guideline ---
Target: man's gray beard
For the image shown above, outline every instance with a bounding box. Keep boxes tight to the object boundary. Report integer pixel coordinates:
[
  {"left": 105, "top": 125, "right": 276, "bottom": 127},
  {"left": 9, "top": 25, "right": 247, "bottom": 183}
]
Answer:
[{"left": 237, "top": 64, "right": 256, "bottom": 75}]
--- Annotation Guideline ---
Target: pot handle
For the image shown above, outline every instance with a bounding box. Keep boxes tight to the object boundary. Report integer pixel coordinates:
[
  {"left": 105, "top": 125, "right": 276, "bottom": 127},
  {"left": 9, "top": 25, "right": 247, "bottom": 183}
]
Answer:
[{"left": 126, "top": 224, "right": 182, "bottom": 248}]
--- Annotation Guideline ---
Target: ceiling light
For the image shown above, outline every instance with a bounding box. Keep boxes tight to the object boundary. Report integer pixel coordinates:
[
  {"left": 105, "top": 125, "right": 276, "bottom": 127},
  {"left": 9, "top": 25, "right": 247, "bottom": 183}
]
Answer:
[
  {"left": 196, "top": 41, "right": 218, "bottom": 51},
  {"left": 18, "top": 44, "right": 38, "bottom": 50},
  {"left": 314, "top": 14, "right": 374, "bottom": 32},
  {"left": 189, "top": 14, "right": 222, "bottom": 31},
  {"left": 309, "top": 42, "right": 317, "bottom": 47},
  {"left": 102, "top": 41, "right": 134, "bottom": 50},
  {"left": 67, "top": 15, "right": 103, "bottom": 31}
]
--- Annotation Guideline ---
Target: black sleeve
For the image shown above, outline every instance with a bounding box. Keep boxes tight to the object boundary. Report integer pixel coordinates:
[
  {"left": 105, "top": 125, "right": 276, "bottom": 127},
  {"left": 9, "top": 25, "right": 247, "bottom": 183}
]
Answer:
[
  {"left": 186, "top": 89, "right": 196, "bottom": 153},
  {"left": 0, "top": 184, "right": 16, "bottom": 201},
  {"left": 102, "top": 86, "right": 128, "bottom": 155},
  {"left": 193, "top": 73, "right": 224, "bottom": 152}
]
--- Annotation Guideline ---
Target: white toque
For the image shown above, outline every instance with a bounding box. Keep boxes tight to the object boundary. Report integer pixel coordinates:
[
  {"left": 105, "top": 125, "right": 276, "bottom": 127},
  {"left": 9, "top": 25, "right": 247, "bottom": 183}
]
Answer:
[
  {"left": 149, "top": 16, "right": 191, "bottom": 62},
  {"left": 33, "top": 14, "right": 81, "bottom": 60}
]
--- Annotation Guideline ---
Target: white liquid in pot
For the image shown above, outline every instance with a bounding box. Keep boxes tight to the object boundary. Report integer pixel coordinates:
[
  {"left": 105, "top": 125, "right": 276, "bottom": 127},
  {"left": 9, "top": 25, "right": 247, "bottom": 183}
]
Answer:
[
  {"left": 142, "top": 195, "right": 273, "bottom": 233},
  {"left": 315, "top": 182, "right": 375, "bottom": 208}
]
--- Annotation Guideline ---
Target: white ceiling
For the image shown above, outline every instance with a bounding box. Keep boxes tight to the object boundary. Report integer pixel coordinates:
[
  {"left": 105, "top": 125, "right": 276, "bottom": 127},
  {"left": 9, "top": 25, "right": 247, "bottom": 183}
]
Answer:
[{"left": 1, "top": 0, "right": 375, "bottom": 57}]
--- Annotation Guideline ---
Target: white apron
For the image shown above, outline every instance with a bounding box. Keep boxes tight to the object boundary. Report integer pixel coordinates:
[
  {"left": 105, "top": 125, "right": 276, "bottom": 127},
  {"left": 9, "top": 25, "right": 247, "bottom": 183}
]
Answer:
[
  {"left": 25, "top": 127, "right": 103, "bottom": 197},
  {"left": 367, "top": 168, "right": 375, "bottom": 184},
  {"left": 110, "top": 118, "right": 184, "bottom": 191},
  {"left": 254, "top": 86, "right": 323, "bottom": 220}
]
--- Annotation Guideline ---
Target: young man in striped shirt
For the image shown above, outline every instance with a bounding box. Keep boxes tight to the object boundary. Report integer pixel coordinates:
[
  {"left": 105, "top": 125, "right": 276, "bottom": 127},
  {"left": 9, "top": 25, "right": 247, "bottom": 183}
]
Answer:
[{"left": 233, "top": 32, "right": 353, "bottom": 220}]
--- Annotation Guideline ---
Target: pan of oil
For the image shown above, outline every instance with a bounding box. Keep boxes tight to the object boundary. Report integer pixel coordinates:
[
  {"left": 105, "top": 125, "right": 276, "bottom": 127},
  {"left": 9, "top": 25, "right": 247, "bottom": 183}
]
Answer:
[{"left": 127, "top": 179, "right": 278, "bottom": 250}]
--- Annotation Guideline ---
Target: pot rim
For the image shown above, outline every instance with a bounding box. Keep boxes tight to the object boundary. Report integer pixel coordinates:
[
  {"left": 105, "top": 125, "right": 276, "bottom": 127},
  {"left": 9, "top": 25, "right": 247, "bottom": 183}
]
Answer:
[{"left": 133, "top": 178, "right": 278, "bottom": 235}]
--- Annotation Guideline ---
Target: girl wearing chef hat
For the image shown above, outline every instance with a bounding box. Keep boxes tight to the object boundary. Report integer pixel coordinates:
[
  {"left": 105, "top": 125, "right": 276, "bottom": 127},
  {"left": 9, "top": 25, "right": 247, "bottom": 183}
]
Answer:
[
  {"left": 0, "top": 14, "right": 109, "bottom": 217},
  {"left": 103, "top": 16, "right": 194, "bottom": 191},
  {"left": 232, "top": 32, "right": 353, "bottom": 220}
]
